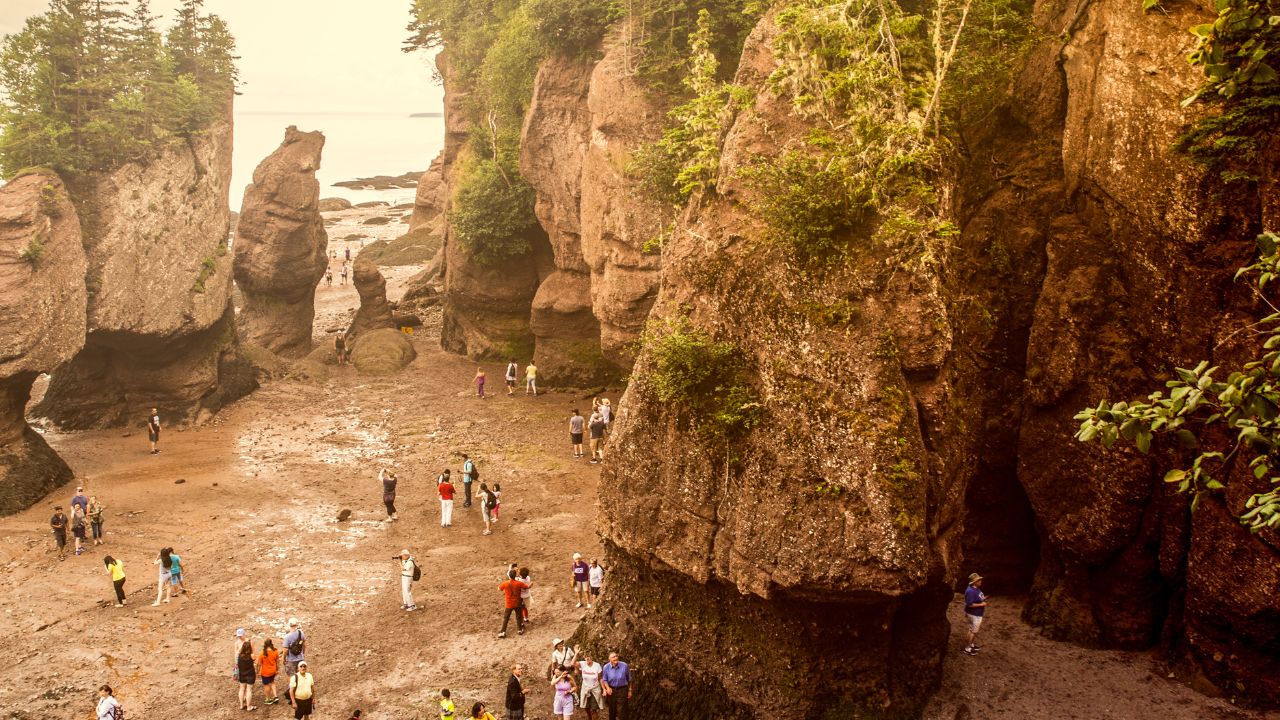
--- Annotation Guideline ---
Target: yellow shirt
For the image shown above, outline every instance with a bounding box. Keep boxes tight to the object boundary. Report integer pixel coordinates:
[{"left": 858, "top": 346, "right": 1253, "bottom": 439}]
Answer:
[
  {"left": 108, "top": 560, "right": 125, "bottom": 581},
  {"left": 526, "top": 365, "right": 537, "bottom": 379},
  {"left": 440, "top": 698, "right": 456, "bottom": 719},
  {"left": 290, "top": 672, "right": 314, "bottom": 700}
]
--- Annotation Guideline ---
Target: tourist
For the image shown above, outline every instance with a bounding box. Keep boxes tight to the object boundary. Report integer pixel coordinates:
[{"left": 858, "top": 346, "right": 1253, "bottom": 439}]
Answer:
[
  {"left": 439, "top": 689, "right": 455, "bottom": 720},
  {"left": 335, "top": 334, "right": 349, "bottom": 366},
  {"left": 70, "top": 485, "right": 89, "bottom": 515},
  {"left": 325, "top": 267, "right": 333, "bottom": 286},
  {"left": 550, "top": 639, "right": 578, "bottom": 679},
  {"left": 50, "top": 506, "right": 68, "bottom": 561},
  {"left": 588, "top": 559, "right": 605, "bottom": 608},
  {"left": 71, "top": 504, "right": 88, "bottom": 556},
  {"left": 505, "top": 359, "right": 518, "bottom": 396},
  {"left": 237, "top": 639, "right": 258, "bottom": 711},
  {"left": 259, "top": 638, "right": 281, "bottom": 705},
  {"left": 588, "top": 411, "right": 606, "bottom": 464},
  {"left": 491, "top": 482, "right": 503, "bottom": 522},
  {"left": 572, "top": 553, "right": 590, "bottom": 608},
  {"left": 398, "top": 549, "right": 418, "bottom": 611},
  {"left": 518, "top": 567, "right": 532, "bottom": 624},
  {"left": 148, "top": 407, "right": 161, "bottom": 455},
  {"left": 600, "top": 399, "right": 612, "bottom": 433},
  {"left": 380, "top": 468, "right": 399, "bottom": 522},
  {"left": 475, "top": 367, "right": 487, "bottom": 398},
  {"left": 344, "top": 246, "right": 351, "bottom": 262},
  {"left": 438, "top": 472, "right": 455, "bottom": 527},
  {"left": 340, "top": 262, "right": 349, "bottom": 285},
  {"left": 505, "top": 664, "right": 527, "bottom": 720},
  {"left": 103, "top": 555, "right": 126, "bottom": 606},
  {"left": 569, "top": 409, "right": 585, "bottom": 458},
  {"left": 168, "top": 547, "right": 188, "bottom": 596},
  {"left": 963, "top": 572, "right": 988, "bottom": 656},
  {"left": 233, "top": 627, "right": 248, "bottom": 677},
  {"left": 601, "top": 652, "right": 632, "bottom": 720},
  {"left": 469, "top": 701, "right": 496, "bottom": 720},
  {"left": 461, "top": 456, "right": 475, "bottom": 508},
  {"left": 152, "top": 548, "right": 172, "bottom": 606},
  {"left": 88, "top": 495, "right": 105, "bottom": 546},
  {"left": 525, "top": 361, "right": 538, "bottom": 395},
  {"left": 551, "top": 664, "right": 578, "bottom": 719},
  {"left": 95, "top": 684, "right": 122, "bottom": 720},
  {"left": 577, "top": 650, "right": 604, "bottom": 720},
  {"left": 479, "top": 483, "right": 497, "bottom": 536},
  {"left": 283, "top": 618, "right": 305, "bottom": 677},
  {"left": 288, "top": 660, "right": 315, "bottom": 719},
  {"left": 498, "top": 572, "right": 527, "bottom": 637}
]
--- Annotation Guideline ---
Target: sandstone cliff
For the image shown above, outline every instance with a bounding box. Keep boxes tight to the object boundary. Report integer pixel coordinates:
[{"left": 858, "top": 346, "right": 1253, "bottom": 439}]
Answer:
[
  {"left": 37, "top": 120, "right": 255, "bottom": 429},
  {"left": 233, "top": 127, "right": 329, "bottom": 358},
  {"left": 0, "top": 173, "right": 87, "bottom": 514}
]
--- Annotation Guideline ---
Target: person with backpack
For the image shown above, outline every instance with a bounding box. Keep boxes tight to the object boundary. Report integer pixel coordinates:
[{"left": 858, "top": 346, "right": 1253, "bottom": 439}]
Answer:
[
  {"left": 461, "top": 457, "right": 476, "bottom": 508},
  {"left": 237, "top": 639, "right": 258, "bottom": 711},
  {"left": 479, "top": 483, "right": 497, "bottom": 536},
  {"left": 439, "top": 689, "right": 456, "bottom": 720},
  {"left": 289, "top": 660, "right": 315, "bottom": 719},
  {"left": 71, "top": 504, "right": 88, "bottom": 556},
  {"left": 438, "top": 473, "right": 455, "bottom": 528},
  {"left": 103, "top": 555, "right": 126, "bottom": 607},
  {"left": 259, "top": 638, "right": 281, "bottom": 705},
  {"left": 283, "top": 618, "right": 305, "bottom": 677},
  {"left": 380, "top": 468, "right": 399, "bottom": 522},
  {"left": 505, "top": 359, "right": 518, "bottom": 396},
  {"left": 96, "top": 684, "right": 123, "bottom": 720},
  {"left": 147, "top": 408, "right": 161, "bottom": 455},
  {"left": 398, "top": 549, "right": 419, "bottom": 611},
  {"left": 588, "top": 412, "right": 607, "bottom": 464}
]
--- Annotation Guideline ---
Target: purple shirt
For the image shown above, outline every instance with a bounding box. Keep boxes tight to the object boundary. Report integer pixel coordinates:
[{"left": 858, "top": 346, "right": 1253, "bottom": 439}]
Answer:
[
  {"left": 965, "top": 585, "right": 987, "bottom": 617},
  {"left": 572, "top": 561, "right": 589, "bottom": 582},
  {"left": 601, "top": 661, "right": 631, "bottom": 688}
]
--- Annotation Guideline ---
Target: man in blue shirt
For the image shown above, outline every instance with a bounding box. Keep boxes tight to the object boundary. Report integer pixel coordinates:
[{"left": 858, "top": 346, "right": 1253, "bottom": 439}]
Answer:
[
  {"left": 600, "top": 652, "right": 632, "bottom": 720},
  {"left": 283, "top": 617, "right": 306, "bottom": 676},
  {"left": 462, "top": 455, "right": 475, "bottom": 508},
  {"left": 963, "top": 572, "right": 988, "bottom": 656}
]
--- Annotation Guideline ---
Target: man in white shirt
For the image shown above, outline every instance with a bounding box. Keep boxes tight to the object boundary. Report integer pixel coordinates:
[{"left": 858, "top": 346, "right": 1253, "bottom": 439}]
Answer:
[
  {"left": 398, "top": 550, "right": 417, "bottom": 611},
  {"left": 577, "top": 650, "right": 604, "bottom": 718}
]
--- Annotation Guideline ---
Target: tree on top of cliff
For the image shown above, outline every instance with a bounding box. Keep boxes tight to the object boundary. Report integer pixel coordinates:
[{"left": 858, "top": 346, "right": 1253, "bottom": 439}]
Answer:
[{"left": 0, "top": 0, "right": 238, "bottom": 178}]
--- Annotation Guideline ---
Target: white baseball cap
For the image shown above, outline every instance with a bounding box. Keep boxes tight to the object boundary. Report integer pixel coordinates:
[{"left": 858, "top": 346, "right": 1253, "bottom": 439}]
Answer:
[
  {"left": 572, "top": 552, "right": 582, "bottom": 560},
  {"left": 288, "top": 617, "right": 299, "bottom": 627},
  {"left": 401, "top": 549, "right": 410, "bottom": 556}
]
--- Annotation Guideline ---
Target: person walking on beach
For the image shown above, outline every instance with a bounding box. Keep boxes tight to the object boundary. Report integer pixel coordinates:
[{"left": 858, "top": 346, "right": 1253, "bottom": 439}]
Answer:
[
  {"left": 288, "top": 660, "right": 315, "bottom": 719},
  {"left": 398, "top": 549, "right": 419, "bottom": 611},
  {"left": 552, "top": 664, "right": 578, "bottom": 719},
  {"left": 601, "top": 652, "right": 632, "bottom": 720},
  {"left": 325, "top": 266, "right": 333, "bottom": 286},
  {"left": 461, "top": 457, "right": 475, "bottom": 508},
  {"left": 88, "top": 495, "right": 105, "bottom": 546},
  {"left": 283, "top": 618, "right": 305, "bottom": 678},
  {"left": 168, "top": 547, "right": 188, "bottom": 596},
  {"left": 569, "top": 409, "right": 585, "bottom": 458},
  {"left": 71, "top": 504, "right": 88, "bottom": 556},
  {"left": 525, "top": 361, "right": 538, "bottom": 395},
  {"left": 479, "top": 483, "right": 497, "bottom": 535},
  {"left": 104, "top": 555, "right": 126, "bottom": 606},
  {"left": 335, "top": 334, "right": 349, "bottom": 365},
  {"left": 498, "top": 573, "right": 527, "bottom": 637},
  {"left": 50, "top": 506, "right": 68, "bottom": 561},
  {"left": 438, "top": 473, "right": 455, "bottom": 527},
  {"left": 588, "top": 411, "right": 607, "bottom": 464},
  {"left": 505, "top": 664, "right": 527, "bottom": 720},
  {"left": 577, "top": 650, "right": 605, "bottom": 720},
  {"left": 148, "top": 407, "right": 161, "bottom": 455},
  {"left": 152, "top": 548, "right": 173, "bottom": 606},
  {"left": 588, "top": 559, "right": 605, "bottom": 608},
  {"left": 96, "top": 684, "right": 122, "bottom": 720},
  {"left": 505, "top": 359, "right": 518, "bottom": 396},
  {"left": 963, "top": 572, "right": 988, "bottom": 656},
  {"left": 259, "top": 638, "right": 281, "bottom": 705},
  {"left": 340, "top": 262, "right": 349, "bottom": 285},
  {"left": 475, "top": 367, "right": 487, "bottom": 398},
  {"left": 380, "top": 468, "right": 399, "bottom": 522},
  {"left": 572, "top": 554, "right": 590, "bottom": 608},
  {"left": 237, "top": 639, "right": 258, "bottom": 711}
]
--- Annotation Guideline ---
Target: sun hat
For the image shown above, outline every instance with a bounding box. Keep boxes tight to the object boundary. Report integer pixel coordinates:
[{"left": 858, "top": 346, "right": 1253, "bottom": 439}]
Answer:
[
  {"left": 236, "top": 628, "right": 245, "bottom": 637},
  {"left": 401, "top": 549, "right": 410, "bottom": 556},
  {"left": 552, "top": 638, "right": 564, "bottom": 647},
  {"left": 968, "top": 573, "right": 983, "bottom": 584},
  {"left": 573, "top": 553, "right": 582, "bottom": 560}
]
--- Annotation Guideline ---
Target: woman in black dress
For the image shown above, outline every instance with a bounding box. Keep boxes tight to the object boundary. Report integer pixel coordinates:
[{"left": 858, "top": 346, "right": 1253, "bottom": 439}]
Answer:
[{"left": 237, "top": 640, "right": 257, "bottom": 711}]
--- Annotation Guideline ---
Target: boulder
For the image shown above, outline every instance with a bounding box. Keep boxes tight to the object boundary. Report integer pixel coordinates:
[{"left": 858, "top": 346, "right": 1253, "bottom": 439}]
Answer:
[
  {"left": 346, "top": 258, "right": 396, "bottom": 337},
  {"left": 318, "top": 197, "right": 352, "bottom": 212},
  {"left": 349, "top": 329, "right": 415, "bottom": 374},
  {"left": 233, "top": 126, "right": 329, "bottom": 358},
  {"left": 0, "top": 172, "right": 87, "bottom": 513},
  {"left": 37, "top": 119, "right": 255, "bottom": 429}
]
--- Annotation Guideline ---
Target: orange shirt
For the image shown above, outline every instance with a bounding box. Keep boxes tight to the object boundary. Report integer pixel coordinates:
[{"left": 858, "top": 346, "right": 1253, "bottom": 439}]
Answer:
[
  {"left": 499, "top": 579, "right": 526, "bottom": 609},
  {"left": 259, "top": 648, "right": 279, "bottom": 677}
]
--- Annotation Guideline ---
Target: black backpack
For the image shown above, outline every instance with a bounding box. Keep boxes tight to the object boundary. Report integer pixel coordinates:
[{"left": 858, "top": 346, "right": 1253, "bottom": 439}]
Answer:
[
  {"left": 412, "top": 560, "right": 422, "bottom": 582},
  {"left": 112, "top": 704, "right": 125, "bottom": 720},
  {"left": 287, "top": 631, "right": 305, "bottom": 657},
  {"left": 468, "top": 463, "right": 479, "bottom": 481}
]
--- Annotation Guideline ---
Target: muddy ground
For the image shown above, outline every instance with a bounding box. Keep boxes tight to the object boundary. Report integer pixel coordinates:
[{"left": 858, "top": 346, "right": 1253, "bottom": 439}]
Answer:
[{"left": 1, "top": 214, "right": 1275, "bottom": 720}]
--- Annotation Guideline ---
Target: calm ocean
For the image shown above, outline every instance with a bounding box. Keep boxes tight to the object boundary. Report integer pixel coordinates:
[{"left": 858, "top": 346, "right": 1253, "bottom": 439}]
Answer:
[{"left": 231, "top": 111, "right": 445, "bottom": 207}]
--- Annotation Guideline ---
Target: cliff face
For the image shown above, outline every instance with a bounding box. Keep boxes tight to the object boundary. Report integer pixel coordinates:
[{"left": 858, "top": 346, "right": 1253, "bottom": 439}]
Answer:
[
  {"left": 38, "top": 119, "right": 255, "bottom": 429},
  {"left": 434, "top": 0, "right": 1279, "bottom": 712},
  {"left": 0, "top": 173, "right": 86, "bottom": 514}
]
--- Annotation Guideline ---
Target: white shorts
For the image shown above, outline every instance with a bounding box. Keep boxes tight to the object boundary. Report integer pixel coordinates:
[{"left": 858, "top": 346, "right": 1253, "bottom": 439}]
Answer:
[
  {"left": 574, "top": 581, "right": 589, "bottom": 592},
  {"left": 965, "top": 613, "right": 983, "bottom": 633}
]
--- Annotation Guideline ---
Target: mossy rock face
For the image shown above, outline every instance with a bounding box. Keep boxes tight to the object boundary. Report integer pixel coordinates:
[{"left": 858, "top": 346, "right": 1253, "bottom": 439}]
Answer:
[{"left": 350, "top": 329, "right": 416, "bottom": 374}]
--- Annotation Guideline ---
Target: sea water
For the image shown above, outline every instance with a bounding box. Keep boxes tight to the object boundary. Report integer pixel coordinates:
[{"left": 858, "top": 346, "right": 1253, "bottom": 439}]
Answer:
[{"left": 232, "top": 111, "right": 445, "bottom": 207}]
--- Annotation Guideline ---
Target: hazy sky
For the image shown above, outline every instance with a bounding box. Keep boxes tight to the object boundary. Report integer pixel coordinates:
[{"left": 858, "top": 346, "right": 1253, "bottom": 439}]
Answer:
[{"left": 0, "top": 0, "right": 442, "bottom": 114}]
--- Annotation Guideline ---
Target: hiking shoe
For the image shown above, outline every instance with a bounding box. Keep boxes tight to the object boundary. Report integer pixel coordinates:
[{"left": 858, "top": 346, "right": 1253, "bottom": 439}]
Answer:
[
  {"left": 407, "top": 604, "right": 418, "bottom": 611},
  {"left": 963, "top": 647, "right": 978, "bottom": 656},
  {"left": 518, "top": 628, "right": 525, "bottom": 635},
  {"left": 497, "top": 632, "right": 506, "bottom": 639},
  {"left": 576, "top": 602, "right": 582, "bottom": 608}
]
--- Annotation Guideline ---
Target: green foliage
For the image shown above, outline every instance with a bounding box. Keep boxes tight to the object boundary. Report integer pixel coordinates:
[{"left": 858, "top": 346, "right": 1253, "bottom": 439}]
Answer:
[
  {"left": 1074, "top": 231, "right": 1280, "bottom": 533},
  {"left": 619, "top": 0, "right": 762, "bottom": 91},
  {"left": 38, "top": 182, "right": 63, "bottom": 216},
  {"left": 19, "top": 234, "right": 45, "bottom": 265},
  {"left": 1160, "top": 0, "right": 1280, "bottom": 180},
  {"left": 192, "top": 254, "right": 216, "bottom": 293},
  {"left": 641, "top": 314, "right": 763, "bottom": 439},
  {"left": 524, "top": 0, "right": 621, "bottom": 56},
  {"left": 449, "top": 155, "right": 539, "bottom": 264},
  {"left": 0, "top": 0, "right": 238, "bottom": 178}
]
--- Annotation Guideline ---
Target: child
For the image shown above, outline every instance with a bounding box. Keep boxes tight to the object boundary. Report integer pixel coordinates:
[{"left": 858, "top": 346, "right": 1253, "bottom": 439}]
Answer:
[
  {"left": 440, "top": 689, "right": 456, "bottom": 720},
  {"left": 491, "top": 483, "right": 502, "bottom": 522},
  {"left": 519, "top": 567, "right": 533, "bottom": 624}
]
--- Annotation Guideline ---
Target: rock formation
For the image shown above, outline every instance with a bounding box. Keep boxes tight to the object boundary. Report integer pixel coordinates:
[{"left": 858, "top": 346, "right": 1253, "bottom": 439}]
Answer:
[
  {"left": 350, "top": 328, "right": 416, "bottom": 374},
  {"left": 36, "top": 120, "right": 255, "bottom": 429},
  {"left": 233, "top": 127, "right": 329, "bottom": 358},
  {"left": 347, "top": 257, "right": 396, "bottom": 338},
  {"left": 407, "top": 156, "right": 445, "bottom": 232},
  {"left": 0, "top": 173, "right": 87, "bottom": 514}
]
